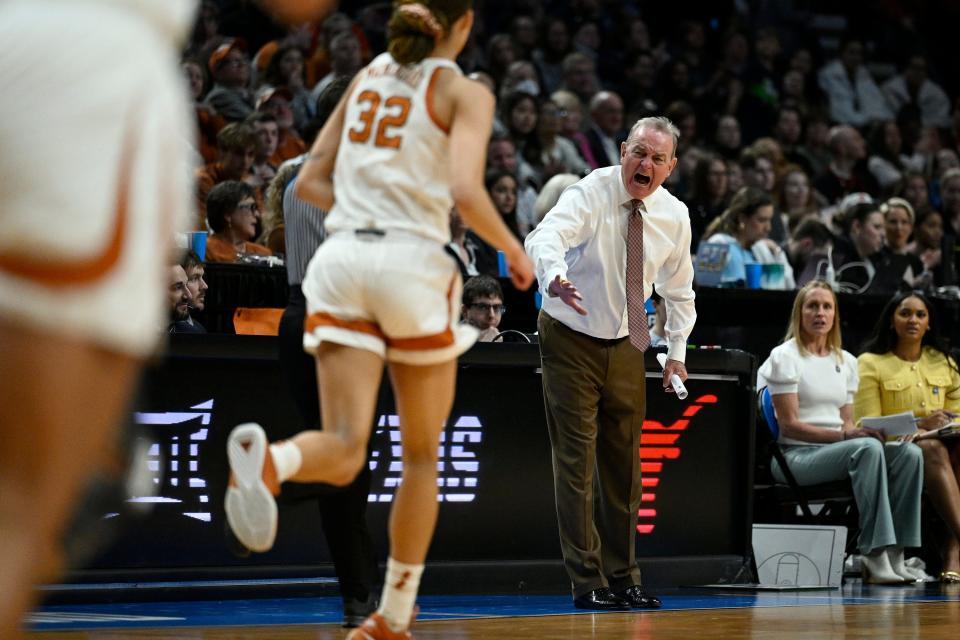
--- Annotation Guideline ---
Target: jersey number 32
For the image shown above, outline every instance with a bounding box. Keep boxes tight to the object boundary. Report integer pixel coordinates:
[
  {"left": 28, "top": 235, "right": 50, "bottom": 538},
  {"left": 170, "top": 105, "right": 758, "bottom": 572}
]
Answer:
[{"left": 347, "top": 90, "right": 412, "bottom": 149}]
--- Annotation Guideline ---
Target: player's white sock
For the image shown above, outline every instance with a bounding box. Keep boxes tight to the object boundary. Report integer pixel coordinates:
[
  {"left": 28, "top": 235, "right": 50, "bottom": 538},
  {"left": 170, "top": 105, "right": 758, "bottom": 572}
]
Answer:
[
  {"left": 377, "top": 557, "right": 423, "bottom": 632},
  {"left": 269, "top": 440, "right": 302, "bottom": 483}
]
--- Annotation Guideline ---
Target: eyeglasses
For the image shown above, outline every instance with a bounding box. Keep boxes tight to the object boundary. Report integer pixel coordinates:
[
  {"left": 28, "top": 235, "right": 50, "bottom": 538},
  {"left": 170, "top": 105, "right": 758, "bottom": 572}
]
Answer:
[
  {"left": 236, "top": 202, "right": 258, "bottom": 213},
  {"left": 468, "top": 303, "right": 506, "bottom": 314}
]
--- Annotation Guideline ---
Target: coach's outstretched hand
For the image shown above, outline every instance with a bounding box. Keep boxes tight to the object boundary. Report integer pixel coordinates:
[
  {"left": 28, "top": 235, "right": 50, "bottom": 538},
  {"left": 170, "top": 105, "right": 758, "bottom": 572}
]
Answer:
[{"left": 548, "top": 275, "right": 588, "bottom": 316}]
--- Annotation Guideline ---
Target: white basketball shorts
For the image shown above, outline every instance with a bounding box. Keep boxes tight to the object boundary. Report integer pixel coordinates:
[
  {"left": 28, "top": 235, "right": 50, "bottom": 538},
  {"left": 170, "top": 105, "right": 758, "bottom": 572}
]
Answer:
[{"left": 302, "top": 231, "right": 478, "bottom": 365}]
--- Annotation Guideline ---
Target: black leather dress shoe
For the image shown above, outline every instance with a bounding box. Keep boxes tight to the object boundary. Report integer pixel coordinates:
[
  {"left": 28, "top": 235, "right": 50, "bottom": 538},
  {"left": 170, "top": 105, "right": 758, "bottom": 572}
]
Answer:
[
  {"left": 616, "top": 585, "right": 662, "bottom": 609},
  {"left": 573, "top": 587, "right": 631, "bottom": 610}
]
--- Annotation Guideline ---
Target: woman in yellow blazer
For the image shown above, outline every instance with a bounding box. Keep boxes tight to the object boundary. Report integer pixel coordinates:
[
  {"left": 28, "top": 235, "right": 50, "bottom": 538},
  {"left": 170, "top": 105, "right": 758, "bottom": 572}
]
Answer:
[{"left": 855, "top": 290, "right": 960, "bottom": 583}]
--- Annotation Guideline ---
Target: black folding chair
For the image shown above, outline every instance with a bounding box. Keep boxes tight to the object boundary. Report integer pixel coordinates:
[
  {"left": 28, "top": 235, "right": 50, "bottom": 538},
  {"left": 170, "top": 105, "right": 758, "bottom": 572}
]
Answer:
[{"left": 755, "top": 387, "right": 859, "bottom": 544}]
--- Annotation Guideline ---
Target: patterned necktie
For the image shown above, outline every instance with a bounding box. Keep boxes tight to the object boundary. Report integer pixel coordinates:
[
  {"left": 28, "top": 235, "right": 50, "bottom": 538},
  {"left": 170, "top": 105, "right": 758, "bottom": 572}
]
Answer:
[{"left": 627, "top": 199, "right": 651, "bottom": 352}]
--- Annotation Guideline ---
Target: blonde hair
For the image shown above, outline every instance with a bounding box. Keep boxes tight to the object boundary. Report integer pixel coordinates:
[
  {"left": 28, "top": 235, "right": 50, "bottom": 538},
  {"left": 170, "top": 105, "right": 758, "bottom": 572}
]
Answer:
[
  {"left": 880, "top": 196, "right": 915, "bottom": 224},
  {"left": 784, "top": 280, "right": 844, "bottom": 361},
  {"left": 259, "top": 160, "right": 302, "bottom": 245}
]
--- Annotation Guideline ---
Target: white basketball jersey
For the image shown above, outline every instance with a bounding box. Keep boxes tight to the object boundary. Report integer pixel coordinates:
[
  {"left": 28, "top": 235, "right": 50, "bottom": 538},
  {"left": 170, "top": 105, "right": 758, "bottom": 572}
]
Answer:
[{"left": 325, "top": 52, "right": 460, "bottom": 244}]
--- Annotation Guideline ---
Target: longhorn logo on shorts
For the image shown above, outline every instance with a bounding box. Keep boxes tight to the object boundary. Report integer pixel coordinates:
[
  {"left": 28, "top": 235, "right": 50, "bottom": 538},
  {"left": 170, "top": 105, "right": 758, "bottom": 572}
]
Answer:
[{"left": 637, "top": 394, "right": 718, "bottom": 534}]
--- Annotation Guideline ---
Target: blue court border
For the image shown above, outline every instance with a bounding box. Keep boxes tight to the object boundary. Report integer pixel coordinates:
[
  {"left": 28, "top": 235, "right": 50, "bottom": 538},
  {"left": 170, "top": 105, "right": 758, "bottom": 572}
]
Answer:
[{"left": 28, "top": 585, "right": 960, "bottom": 631}]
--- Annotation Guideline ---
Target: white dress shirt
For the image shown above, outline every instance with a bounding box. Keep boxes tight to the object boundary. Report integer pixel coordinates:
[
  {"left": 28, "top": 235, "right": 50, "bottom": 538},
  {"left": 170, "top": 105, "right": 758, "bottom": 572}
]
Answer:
[{"left": 524, "top": 166, "right": 696, "bottom": 362}]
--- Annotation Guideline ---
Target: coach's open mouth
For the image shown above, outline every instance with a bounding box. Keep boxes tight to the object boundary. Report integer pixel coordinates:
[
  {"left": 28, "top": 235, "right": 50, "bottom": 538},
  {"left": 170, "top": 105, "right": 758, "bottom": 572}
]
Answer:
[{"left": 633, "top": 173, "right": 651, "bottom": 187}]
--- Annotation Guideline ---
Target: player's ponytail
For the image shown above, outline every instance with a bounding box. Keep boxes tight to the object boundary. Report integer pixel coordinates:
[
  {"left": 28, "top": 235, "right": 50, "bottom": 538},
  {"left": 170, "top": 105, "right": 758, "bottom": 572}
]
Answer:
[{"left": 387, "top": 0, "right": 470, "bottom": 65}]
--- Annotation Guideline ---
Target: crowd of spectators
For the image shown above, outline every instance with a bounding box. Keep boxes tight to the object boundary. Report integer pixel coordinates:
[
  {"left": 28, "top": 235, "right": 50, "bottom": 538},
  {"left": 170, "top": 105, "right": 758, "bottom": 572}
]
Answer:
[{"left": 178, "top": 2, "right": 960, "bottom": 308}]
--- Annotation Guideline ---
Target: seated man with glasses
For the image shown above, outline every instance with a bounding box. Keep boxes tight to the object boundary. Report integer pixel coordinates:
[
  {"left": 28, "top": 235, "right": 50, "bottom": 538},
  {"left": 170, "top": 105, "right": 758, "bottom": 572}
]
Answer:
[{"left": 461, "top": 275, "right": 506, "bottom": 342}]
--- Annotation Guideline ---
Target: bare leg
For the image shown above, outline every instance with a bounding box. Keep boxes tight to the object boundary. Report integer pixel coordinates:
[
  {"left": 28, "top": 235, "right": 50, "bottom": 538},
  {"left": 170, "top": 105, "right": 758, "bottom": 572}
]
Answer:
[
  {"left": 917, "top": 439, "right": 960, "bottom": 573},
  {"left": 386, "top": 359, "right": 457, "bottom": 564},
  {"left": 287, "top": 342, "right": 385, "bottom": 486},
  {"left": 0, "top": 319, "right": 140, "bottom": 639}
]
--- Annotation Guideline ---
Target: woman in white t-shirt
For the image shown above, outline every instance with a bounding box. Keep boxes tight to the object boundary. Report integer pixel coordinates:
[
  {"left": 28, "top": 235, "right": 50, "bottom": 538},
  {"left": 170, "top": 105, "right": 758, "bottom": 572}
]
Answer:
[{"left": 758, "top": 280, "right": 924, "bottom": 583}]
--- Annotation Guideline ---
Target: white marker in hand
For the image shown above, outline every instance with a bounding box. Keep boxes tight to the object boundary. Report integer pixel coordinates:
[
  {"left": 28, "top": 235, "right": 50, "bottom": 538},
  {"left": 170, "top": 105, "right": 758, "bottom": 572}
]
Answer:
[{"left": 656, "top": 353, "right": 688, "bottom": 400}]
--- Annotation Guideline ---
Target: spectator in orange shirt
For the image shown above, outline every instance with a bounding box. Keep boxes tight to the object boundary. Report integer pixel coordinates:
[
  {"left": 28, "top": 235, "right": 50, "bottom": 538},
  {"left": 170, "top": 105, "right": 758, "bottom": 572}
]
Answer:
[
  {"left": 256, "top": 87, "right": 307, "bottom": 166},
  {"left": 195, "top": 123, "right": 259, "bottom": 228},
  {"left": 204, "top": 181, "right": 273, "bottom": 264}
]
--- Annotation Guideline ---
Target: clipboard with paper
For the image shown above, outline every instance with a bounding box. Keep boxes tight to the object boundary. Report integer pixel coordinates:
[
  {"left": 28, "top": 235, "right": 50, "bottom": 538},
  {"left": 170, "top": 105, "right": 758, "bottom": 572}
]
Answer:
[{"left": 857, "top": 411, "right": 918, "bottom": 439}]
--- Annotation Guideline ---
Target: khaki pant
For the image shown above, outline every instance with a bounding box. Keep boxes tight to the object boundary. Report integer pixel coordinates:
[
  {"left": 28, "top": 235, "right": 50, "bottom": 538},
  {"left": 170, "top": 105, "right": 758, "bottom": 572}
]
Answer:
[{"left": 538, "top": 311, "right": 646, "bottom": 597}]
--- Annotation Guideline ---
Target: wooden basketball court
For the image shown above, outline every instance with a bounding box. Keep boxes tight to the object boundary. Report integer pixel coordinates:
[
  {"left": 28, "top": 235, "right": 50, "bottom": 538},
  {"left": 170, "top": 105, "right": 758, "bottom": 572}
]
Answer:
[{"left": 28, "top": 584, "right": 960, "bottom": 639}]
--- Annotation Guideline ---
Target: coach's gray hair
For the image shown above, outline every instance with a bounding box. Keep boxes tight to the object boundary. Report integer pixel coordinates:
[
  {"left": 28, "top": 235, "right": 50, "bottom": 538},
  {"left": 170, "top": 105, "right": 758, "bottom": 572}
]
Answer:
[{"left": 627, "top": 116, "right": 681, "bottom": 158}]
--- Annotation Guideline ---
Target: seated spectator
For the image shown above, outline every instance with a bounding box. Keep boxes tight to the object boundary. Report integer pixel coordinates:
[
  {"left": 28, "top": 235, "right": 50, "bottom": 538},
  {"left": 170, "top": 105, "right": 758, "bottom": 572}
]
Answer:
[
  {"left": 558, "top": 52, "right": 599, "bottom": 107},
  {"left": 448, "top": 206, "right": 498, "bottom": 279},
  {"left": 711, "top": 114, "right": 743, "bottom": 163},
  {"left": 532, "top": 17, "right": 573, "bottom": 95},
  {"left": 817, "top": 37, "right": 893, "bottom": 128},
  {"left": 897, "top": 170, "right": 931, "bottom": 213},
  {"left": 261, "top": 44, "right": 312, "bottom": 130},
  {"left": 308, "top": 31, "right": 362, "bottom": 116},
  {"left": 941, "top": 168, "right": 960, "bottom": 239},
  {"left": 182, "top": 57, "right": 225, "bottom": 164},
  {"left": 701, "top": 187, "right": 795, "bottom": 289},
  {"left": 498, "top": 91, "right": 539, "bottom": 159},
  {"left": 499, "top": 60, "right": 542, "bottom": 103},
  {"left": 882, "top": 54, "right": 952, "bottom": 130},
  {"left": 910, "top": 207, "right": 956, "bottom": 287},
  {"left": 524, "top": 99, "right": 589, "bottom": 186},
  {"left": 256, "top": 87, "right": 307, "bottom": 166},
  {"left": 786, "top": 217, "right": 835, "bottom": 287},
  {"left": 204, "top": 181, "right": 273, "bottom": 263},
  {"left": 167, "top": 265, "right": 193, "bottom": 333},
  {"left": 486, "top": 135, "right": 538, "bottom": 235},
  {"left": 179, "top": 250, "right": 208, "bottom": 333},
  {"left": 486, "top": 170, "right": 522, "bottom": 239},
  {"left": 246, "top": 112, "right": 279, "bottom": 190},
  {"left": 759, "top": 280, "right": 923, "bottom": 583},
  {"left": 665, "top": 100, "right": 698, "bottom": 154},
  {"left": 195, "top": 122, "right": 260, "bottom": 227},
  {"left": 461, "top": 275, "right": 505, "bottom": 343},
  {"left": 776, "top": 164, "right": 820, "bottom": 232},
  {"left": 685, "top": 154, "right": 729, "bottom": 248},
  {"left": 203, "top": 39, "right": 255, "bottom": 122},
  {"left": 582, "top": 91, "right": 626, "bottom": 169},
  {"left": 726, "top": 161, "right": 744, "bottom": 195},
  {"left": 867, "top": 121, "right": 925, "bottom": 195},
  {"left": 814, "top": 125, "right": 879, "bottom": 206},
  {"left": 833, "top": 201, "right": 908, "bottom": 295},
  {"left": 879, "top": 198, "right": 926, "bottom": 287},
  {"left": 794, "top": 109, "right": 832, "bottom": 181},
  {"left": 483, "top": 33, "right": 517, "bottom": 88},
  {"left": 855, "top": 290, "right": 960, "bottom": 582},
  {"left": 739, "top": 147, "right": 787, "bottom": 243},
  {"left": 550, "top": 89, "right": 583, "bottom": 136},
  {"left": 772, "top": 106, "right": 807, "bottom": 171}
]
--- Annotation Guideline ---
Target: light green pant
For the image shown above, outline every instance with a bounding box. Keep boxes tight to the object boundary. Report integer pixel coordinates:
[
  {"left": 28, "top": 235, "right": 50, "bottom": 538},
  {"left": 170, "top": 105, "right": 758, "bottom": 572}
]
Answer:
[{"left": 772, "top": 438, "right": 923, "bottom": 554}]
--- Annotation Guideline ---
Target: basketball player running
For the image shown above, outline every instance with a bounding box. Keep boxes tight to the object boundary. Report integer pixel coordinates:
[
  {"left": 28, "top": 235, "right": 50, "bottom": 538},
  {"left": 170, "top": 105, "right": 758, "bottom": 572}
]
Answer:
[{"left": 224, "top": 2, "right": 535, "bottom": 638}]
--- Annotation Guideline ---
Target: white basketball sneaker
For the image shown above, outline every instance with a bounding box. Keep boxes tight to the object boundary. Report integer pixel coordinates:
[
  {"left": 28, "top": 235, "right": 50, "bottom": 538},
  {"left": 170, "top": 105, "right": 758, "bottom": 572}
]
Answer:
[{"left": 225, "top": 423, "right": 280, "bottom": 553}]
